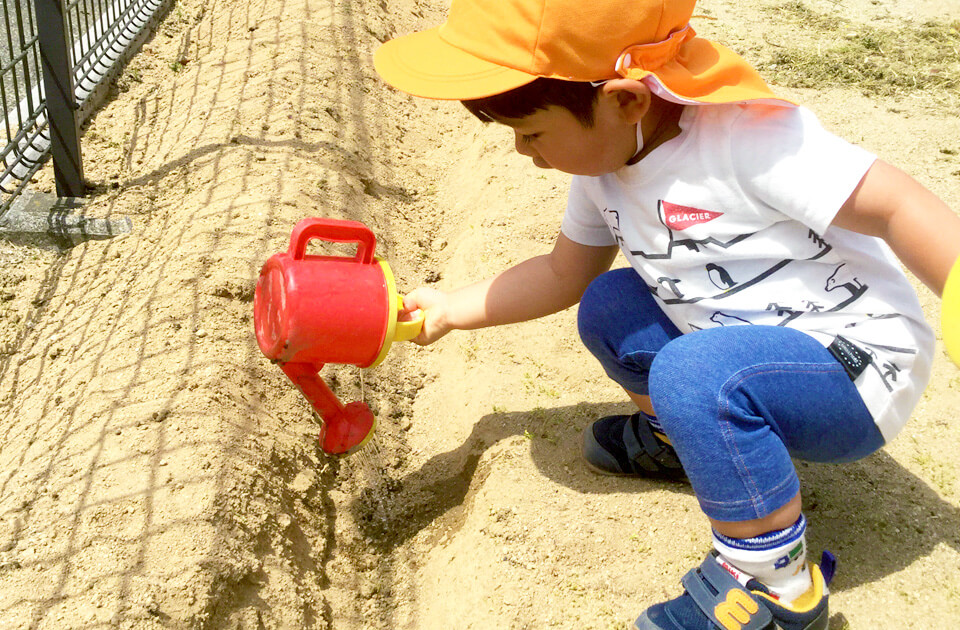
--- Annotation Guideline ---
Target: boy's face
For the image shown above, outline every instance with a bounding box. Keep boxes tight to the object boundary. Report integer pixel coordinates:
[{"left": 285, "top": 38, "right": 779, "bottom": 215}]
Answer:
[{"left": 494, "top": 94, "right": 640, "bottom": 176}]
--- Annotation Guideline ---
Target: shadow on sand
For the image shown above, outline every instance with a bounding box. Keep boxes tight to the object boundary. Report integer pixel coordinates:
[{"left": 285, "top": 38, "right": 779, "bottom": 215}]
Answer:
[{"left": 350, "top": 401, "right": 960, "bottom": 597}]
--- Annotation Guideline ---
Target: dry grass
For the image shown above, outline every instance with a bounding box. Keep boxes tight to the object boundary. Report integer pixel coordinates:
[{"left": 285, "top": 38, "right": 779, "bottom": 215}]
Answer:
[{"left": 758, "top": 1, "right": 960, "bottom": 102}]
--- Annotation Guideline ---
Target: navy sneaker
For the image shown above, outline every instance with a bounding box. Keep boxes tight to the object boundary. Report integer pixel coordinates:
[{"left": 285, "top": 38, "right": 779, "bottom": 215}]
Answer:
[
  {"left": 634, "top": 550, "right": 836, "bottom": 630},
  {"left": 581, "top": 413, "right": 686, "bottom": 480}
]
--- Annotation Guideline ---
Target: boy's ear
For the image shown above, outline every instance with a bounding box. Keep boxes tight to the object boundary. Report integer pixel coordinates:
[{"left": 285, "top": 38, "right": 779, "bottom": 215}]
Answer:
[{"left": 601, "top": 79, "right": 653, "bottom": 123}]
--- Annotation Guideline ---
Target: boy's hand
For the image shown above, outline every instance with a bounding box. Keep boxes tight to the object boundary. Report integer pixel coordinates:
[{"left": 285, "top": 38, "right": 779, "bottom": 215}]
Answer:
[
  {"left": 398, "top": 234, "right": 618, "bottom": 347},
  {"left": 401, "top": 288, "right": 451, "bottom": 345}
]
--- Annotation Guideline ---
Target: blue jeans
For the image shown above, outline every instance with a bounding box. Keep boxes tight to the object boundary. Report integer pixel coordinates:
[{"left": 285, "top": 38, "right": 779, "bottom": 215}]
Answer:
[{"left": 577, "top": 268, "right": 885, "bottom": 522}]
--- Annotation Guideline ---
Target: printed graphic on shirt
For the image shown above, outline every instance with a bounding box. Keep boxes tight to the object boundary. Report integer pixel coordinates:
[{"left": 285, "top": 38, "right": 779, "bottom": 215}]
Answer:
[
  {"left": 603, "top": 208, "right": 627, "bottom": 249},
  {"left": 626, "top": 201, "right": 755, "bottom": 261},
  {"left": 842, "top": 337, "right": 915, "bottom": 392},
  {"left": 661, "top": 202, "right": 723, "bottom": 230},
  {"left": 710, "top": 312, "right": 752, "bottom": 326},
  {"left": 824, "top": 263, "right": 868, "bottom": 308},
  {"left": 597, "top": 198, "right": 918, "bottom": 362},
  {"left": 607, "top": 200, "right": 837, "bottom": 316},
  {"left": 706, "top": 263, "right": 736, "bottom": 290},
  {"left": 842, "top": 315, "right": 918, "bottom": 353}
]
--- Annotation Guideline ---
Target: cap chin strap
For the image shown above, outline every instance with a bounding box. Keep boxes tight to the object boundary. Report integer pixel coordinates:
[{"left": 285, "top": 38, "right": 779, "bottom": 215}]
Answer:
[{"left": 630, "top": 121, "right": 644, "bottom": 163}]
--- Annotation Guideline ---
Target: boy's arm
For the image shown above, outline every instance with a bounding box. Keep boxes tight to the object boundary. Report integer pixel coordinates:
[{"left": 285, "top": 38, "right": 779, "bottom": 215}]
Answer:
[
  {"left": 831, "top": 159, "right": 960, "bottom": 296},
  {"left": 403, "top": 232, "right": 619, "bottom": 344}
]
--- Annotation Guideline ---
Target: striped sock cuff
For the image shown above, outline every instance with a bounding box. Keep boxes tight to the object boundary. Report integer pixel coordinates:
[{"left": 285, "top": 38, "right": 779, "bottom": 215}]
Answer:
[
  {"left": 712, "top": 514, "right": 806, "bottom": 552},
  {"left": 640, "top": 410, "right": 664, "bottom": 434}
]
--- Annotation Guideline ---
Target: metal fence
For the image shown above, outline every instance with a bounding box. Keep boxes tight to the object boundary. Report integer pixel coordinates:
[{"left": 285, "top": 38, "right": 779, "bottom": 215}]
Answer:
[{"left": 0, "top": 0, "right": 172, "bottom": 217}]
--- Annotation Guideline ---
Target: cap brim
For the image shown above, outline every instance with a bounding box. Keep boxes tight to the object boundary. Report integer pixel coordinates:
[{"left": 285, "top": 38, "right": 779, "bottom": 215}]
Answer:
[{"left": 374, "top": 27, "right": 538, "bottom": 100}]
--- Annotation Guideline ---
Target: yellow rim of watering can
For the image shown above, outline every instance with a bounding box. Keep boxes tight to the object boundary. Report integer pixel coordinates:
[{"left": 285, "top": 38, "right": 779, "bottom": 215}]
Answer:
[
  {"left": 370, "top": 259, "right": 424, "bottom": 368},
  {"left": 943, "top": 255, "right": 960, "bottom": 368},
  {"left": 342, "top": 411, "right": 379, "bottom": 457}
]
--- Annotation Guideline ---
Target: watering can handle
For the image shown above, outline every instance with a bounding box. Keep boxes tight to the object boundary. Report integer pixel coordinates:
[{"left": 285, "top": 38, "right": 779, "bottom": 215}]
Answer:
[
  {"left": 395, "top": 296, "right": 425, "bottom": 342},
  {"left": 288, "top": 218, "right": 376, "bottom": 264}
]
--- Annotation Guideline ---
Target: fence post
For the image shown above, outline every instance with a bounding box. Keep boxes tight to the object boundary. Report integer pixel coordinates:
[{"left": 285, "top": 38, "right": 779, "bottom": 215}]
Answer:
[{"left": 33, "top": 0, "right": 85, "bottom": 197}]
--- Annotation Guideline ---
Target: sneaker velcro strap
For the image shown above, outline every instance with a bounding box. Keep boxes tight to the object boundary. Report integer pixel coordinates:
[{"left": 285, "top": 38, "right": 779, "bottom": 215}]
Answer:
[
  {"left": 624, "top": 415, "right": 683, "bottom": 475},
  {"left": 680, "top": 554, "right": 773, "bottom": 630}
]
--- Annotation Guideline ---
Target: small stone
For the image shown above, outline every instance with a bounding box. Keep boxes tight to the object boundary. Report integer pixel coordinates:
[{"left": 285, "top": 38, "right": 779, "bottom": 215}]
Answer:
[
  {"left": 0, "top": 552, "right": 21, "bottom": 570},
  {"left": 377, "top": 400, "right": 394, "bottom": 419},
  {"left": 195, "top": 328, "right": 207, "bottom": 338},
  {"left": 290, "top": 470, "right": 315, "bottom": 495}
]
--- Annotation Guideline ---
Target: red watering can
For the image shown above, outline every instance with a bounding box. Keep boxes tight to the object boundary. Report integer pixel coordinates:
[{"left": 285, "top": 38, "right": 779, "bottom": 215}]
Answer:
[{"left": 253, "top": 218, "right": 423, "bottom": 455}]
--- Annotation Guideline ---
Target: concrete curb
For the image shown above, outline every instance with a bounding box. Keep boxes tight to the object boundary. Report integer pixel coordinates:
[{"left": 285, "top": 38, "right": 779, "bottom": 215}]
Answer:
[{"left": 0, "top": 189, "right": 131, "bottom": 249}]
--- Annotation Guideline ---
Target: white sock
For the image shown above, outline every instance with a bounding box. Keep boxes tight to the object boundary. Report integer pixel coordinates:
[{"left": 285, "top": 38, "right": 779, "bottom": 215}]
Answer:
[{"left": 712, "top": 514, "right": 813, "bottom": 606}]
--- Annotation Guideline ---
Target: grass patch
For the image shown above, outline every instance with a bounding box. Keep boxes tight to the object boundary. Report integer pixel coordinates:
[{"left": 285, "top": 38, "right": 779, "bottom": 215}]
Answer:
[
  {"left": 758, "top": 2, "right": 960, "bottom": 100},
  {"left": 767, "top": 0, "right": 838, "bottom": 32},
  {"left": 912, "top": 450, "right": 958, "bottom": 497}
]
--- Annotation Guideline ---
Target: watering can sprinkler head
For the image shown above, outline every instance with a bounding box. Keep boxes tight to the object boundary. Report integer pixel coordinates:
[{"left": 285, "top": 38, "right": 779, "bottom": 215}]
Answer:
[
  {"left": 253, "top": 217, "right": 423, "bottom": 455},
  {"left": 279, "top": 362, "right": 378, "bottom": 455}
]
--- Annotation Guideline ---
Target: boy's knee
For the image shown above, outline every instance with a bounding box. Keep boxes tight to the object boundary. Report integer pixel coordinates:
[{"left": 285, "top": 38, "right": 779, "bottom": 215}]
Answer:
[
  {"left": 649, "top": 332, "right": 698, "bottom": 376},
  {"left": 577, "top": 268, "right": 638, "bottom": 345},
  {"left": 648, "top": 340, "right": 684, "bottom": 394},
  {"left": 647, "top": 334, "right": 712, "bottom": 430}
]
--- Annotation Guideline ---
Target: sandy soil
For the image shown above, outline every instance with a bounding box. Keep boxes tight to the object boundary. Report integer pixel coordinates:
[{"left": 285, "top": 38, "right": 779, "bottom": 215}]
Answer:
[{"left": 0, "top": 0, "right": 958, "bottom": 628}]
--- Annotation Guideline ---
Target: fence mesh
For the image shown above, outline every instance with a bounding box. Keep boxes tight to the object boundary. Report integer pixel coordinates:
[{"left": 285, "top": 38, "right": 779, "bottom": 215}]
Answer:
[{"left": 0, "top": 0, "right": 170, "bottom": 216}]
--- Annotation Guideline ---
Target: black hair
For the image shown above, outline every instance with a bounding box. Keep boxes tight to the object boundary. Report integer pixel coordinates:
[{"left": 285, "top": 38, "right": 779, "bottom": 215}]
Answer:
[{"left": 462, "top": 77, "right": 602, "bottom": 127}]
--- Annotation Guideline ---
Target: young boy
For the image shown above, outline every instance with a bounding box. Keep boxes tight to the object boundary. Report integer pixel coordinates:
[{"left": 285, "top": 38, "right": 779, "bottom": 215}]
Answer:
[{"left": 373, "top": 0, "right": 960, "bottom": 628}]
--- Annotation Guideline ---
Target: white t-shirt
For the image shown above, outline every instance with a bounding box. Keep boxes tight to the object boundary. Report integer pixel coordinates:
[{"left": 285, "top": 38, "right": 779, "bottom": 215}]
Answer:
[{"left": 562, "top": 103, "right": 934, "bottom": 441}]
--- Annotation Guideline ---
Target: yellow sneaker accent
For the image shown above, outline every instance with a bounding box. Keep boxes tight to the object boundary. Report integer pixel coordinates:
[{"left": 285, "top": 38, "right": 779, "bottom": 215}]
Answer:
[
  {"left": 714, "top": 589, "right": 760, "bottom": 630},
  {"left": 753, "top": 563, "right": 825, "bottom": 613},
  {"left": 652, "top": 430, "right": 673, "bottom": 446}
]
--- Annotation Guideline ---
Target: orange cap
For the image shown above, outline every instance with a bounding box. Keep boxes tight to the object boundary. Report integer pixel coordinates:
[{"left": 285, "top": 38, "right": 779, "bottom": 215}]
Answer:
[{"left": 374, "top": 0, "right": 791, "bottom": 106}]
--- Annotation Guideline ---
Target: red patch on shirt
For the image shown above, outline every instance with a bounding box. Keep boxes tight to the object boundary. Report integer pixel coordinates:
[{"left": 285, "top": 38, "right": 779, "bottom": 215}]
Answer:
[{"left": 662, "top": 201, "right": 723, "bottom": 230}]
